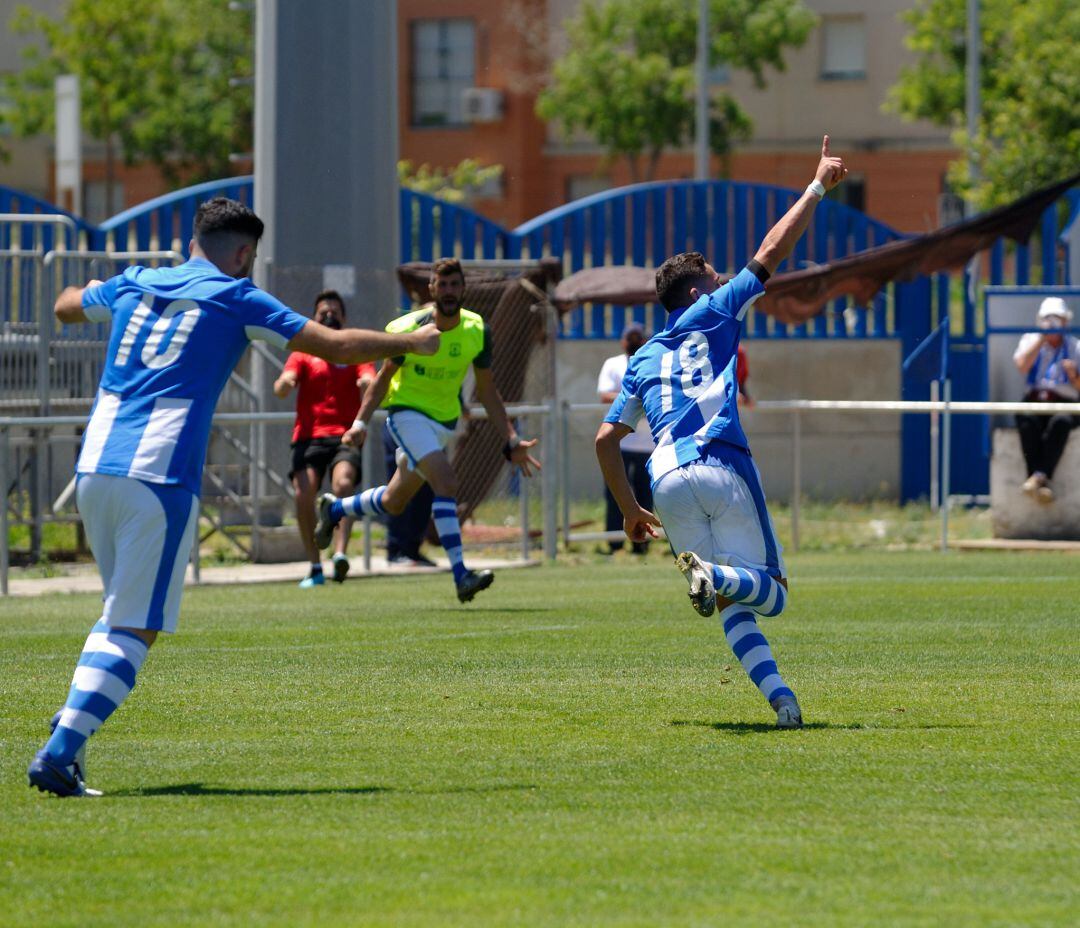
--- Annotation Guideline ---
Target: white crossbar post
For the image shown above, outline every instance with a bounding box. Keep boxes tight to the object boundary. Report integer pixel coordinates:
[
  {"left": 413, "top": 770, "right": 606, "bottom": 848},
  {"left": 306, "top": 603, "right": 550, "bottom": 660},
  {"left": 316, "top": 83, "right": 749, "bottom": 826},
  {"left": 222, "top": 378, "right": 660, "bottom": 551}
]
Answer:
[
  {"left": 792, "top": 408, "right": 802, "bottom": 552},
  {"left": 1, "top": 427, "right": 9, "bottom": 596},
  {"left": 361, "top": 425, "right": 374, "bottom": 573},
  {"left": 930, "top": 379, "right": 940, "bottom": 513},
  {"left": 941, "top": 379, "right": 952, "bottom": 552}
]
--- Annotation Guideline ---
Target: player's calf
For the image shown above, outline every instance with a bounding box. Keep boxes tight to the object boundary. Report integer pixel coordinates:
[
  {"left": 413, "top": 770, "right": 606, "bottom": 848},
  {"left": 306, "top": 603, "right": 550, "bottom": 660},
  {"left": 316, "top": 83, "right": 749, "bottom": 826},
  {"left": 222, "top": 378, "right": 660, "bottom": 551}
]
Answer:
[
  {"left": 711, "top": 564, "right": 787, "bottom": 617},
  {"left": 719, "top": 604, "right": 801, "bottom": 727},
  {"left": 315, "top": 488, "right": 387, "bottom": 548}
]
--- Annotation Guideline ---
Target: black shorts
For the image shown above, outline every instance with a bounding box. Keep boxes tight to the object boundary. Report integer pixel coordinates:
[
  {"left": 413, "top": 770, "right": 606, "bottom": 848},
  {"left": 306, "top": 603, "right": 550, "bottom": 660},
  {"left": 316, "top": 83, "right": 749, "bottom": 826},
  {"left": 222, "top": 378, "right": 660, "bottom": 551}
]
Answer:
[{"left": 289, "top": 437, "right": 362, "bottom": 484}]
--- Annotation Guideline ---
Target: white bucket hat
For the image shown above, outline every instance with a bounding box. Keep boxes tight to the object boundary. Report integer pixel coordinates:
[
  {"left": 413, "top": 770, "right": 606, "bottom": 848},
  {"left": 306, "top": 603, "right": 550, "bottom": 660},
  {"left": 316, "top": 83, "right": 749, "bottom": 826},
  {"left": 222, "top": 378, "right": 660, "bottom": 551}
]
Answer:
[{"left": 1036, "top": 296, "right": 1073, "bottom": 327}]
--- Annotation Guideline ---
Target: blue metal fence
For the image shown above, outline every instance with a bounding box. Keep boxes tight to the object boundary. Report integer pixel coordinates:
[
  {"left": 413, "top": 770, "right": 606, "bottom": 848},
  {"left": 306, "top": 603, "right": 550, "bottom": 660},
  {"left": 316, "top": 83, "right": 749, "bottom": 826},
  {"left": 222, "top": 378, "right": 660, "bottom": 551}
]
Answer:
[
  {"left": 90, "top": 176, "right": 255, "bottom": 254},
  {"left": 513, "top": 179, "right": 904, "bottom": 340},
  {"left": 3, "top": 176, "right": 1076, "bottom": 501}
]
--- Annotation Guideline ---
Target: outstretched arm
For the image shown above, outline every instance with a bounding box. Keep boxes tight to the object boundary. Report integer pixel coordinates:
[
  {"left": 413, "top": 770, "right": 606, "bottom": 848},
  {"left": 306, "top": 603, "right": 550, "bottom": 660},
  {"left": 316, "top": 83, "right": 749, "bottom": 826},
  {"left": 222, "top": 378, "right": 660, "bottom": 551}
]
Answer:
[
  {"left": 595, "top": 422, "right": 661, "bottom": 543},
  {"left": 288, "top": 320, "right": 440, "bottom": 365},
  {"left": 54, "top": 278, "right": 105, "bottom": 325},
  {"left": 341, "top": 361, "right": 399, "bottom": 448},
  {"left": 474, "top": 366, "right": 541, "bottom": 476},
  {"left": 753, "top": 135, "right": 847, "bottom": 276}
]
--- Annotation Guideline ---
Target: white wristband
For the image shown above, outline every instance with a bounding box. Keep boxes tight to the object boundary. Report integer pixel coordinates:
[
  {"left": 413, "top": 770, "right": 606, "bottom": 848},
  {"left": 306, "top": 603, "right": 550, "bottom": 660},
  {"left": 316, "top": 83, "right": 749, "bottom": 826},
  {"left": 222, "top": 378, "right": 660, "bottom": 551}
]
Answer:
[
  {"left": 807, "top": 179, "right": 826, "bottom": 199},
  {"left": 351, "top": 419, "right": 367, "bottom": 432}
]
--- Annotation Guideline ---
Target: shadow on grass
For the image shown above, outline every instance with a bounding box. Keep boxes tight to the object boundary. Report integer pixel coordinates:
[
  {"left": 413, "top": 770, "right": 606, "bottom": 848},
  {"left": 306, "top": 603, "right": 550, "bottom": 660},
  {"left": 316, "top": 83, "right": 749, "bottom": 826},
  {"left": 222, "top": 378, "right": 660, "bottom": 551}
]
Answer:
[
  {"left": 114, "top": 782, "right": 537, "bottom": 798},
  {"left": 425, "top": 607, "right": 559, "bottom": 615},
  {"left": 671, "top": 719, "right": 977, "bottom": 735}
]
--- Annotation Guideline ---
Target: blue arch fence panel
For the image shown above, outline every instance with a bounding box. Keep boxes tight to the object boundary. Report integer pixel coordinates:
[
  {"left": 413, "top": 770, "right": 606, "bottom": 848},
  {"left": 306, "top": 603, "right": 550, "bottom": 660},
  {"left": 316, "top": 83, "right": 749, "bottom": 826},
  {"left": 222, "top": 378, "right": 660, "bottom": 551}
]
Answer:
[{"left": 3, "top": 177, "right": 1077, "bottom": 501}]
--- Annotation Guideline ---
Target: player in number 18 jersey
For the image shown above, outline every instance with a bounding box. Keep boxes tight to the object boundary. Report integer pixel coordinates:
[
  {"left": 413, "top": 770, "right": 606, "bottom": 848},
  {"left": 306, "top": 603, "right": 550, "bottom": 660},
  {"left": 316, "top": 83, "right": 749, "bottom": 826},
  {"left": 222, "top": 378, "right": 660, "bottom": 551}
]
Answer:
[{"left": 597, "top": 135, "right": 848, "bottom": 730}]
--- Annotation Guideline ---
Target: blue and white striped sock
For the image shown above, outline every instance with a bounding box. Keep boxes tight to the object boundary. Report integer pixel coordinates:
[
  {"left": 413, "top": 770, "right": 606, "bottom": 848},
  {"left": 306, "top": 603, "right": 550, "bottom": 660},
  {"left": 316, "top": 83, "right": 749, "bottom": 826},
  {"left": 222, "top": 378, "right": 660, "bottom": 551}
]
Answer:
[
  {"left": 335, "top": 486, "right": 387, "bottom": 520},
  {"left": 711, "top": 564, "right": 787, "bottom": 617},
  {"left": 719, "top": 605, "right": 795, "bottom": 707},
  {"left": 432, "top": 496, "right": 468, "bottom": 583},
  {"left": 43, "top": 619, "right": 150, "bottom": 765}
]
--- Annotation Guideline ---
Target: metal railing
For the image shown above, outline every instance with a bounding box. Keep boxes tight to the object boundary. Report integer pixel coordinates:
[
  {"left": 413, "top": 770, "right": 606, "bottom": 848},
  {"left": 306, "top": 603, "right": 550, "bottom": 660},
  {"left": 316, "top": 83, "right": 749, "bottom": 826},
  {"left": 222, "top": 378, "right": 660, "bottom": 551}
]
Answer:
[
  {"left": 3, "top": 398, "right": 1078, "bottom": 594},
  {"left": 1, "top": 401, "right": 558, "bottom": 595}
]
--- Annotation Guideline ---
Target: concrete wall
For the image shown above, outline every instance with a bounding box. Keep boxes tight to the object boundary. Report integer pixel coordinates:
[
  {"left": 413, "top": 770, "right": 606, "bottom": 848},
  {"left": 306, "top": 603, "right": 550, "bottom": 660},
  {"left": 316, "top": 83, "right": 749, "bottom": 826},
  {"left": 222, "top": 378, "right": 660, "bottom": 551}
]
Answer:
[
  {"left": 558, "top": 338, "right": 901, "bottom": 503},
  {"left": 991, "top": 429, "right": 1080, "bottom": 541}
]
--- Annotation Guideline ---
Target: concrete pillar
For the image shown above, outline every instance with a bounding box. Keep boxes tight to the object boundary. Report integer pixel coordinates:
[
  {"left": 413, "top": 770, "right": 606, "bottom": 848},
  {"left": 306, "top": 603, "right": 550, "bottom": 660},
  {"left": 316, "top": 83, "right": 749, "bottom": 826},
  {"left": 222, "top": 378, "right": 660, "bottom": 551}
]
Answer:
[{"left": 254, "top": 0, "right": 399, "bottom": 329}]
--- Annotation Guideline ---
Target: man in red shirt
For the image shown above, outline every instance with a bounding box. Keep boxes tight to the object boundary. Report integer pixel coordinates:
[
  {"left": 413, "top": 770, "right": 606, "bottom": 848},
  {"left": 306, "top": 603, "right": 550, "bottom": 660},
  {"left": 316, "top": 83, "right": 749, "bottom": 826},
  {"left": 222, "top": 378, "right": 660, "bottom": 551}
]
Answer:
[{"left": 274, "top": 290, "right": 376, "bottom": 586}]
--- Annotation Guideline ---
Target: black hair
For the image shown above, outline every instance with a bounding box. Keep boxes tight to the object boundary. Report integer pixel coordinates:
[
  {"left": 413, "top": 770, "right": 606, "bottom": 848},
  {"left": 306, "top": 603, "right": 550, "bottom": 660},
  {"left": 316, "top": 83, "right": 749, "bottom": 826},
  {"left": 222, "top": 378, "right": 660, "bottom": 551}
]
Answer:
[
  {"left": 431, "top": 256, "right": 464, "bottom": 280},
  {"left": 193, "top": 197, "right": 264, "bottom": 247},
  {"left": 655, "top": 251, "right": 711, "bottom": 312},
  {"left": 313, "top": 289, "right": 346, "bottom": 315}
]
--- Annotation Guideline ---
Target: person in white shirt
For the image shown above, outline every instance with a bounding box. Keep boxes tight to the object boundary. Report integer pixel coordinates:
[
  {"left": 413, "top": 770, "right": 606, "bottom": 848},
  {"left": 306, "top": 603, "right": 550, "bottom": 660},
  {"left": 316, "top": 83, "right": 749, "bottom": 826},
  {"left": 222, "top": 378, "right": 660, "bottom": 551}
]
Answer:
[
  {"left": 597, "top": 322, "right": 655, "bottom": 553},
  {"left": 1013, "top": 296, "right": 1080, "bottom": 503}
]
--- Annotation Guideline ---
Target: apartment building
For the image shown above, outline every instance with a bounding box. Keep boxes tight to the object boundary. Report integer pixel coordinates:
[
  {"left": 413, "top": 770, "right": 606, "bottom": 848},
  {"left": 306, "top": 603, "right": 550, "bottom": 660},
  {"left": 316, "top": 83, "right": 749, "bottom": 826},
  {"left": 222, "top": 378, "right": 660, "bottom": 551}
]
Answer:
[
  {"left": 401, "top": 0, "right": 959, "bottom": 232},
  {"left": 2, "top": 0, "right": 958, "bottom": 233}
]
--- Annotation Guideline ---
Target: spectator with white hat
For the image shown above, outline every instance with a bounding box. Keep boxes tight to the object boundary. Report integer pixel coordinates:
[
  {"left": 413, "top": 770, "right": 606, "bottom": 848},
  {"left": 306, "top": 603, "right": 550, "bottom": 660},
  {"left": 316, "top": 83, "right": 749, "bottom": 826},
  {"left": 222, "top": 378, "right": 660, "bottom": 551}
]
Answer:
[{"left": 1012, "top": 296, "right": 1080, "bottom": 502}]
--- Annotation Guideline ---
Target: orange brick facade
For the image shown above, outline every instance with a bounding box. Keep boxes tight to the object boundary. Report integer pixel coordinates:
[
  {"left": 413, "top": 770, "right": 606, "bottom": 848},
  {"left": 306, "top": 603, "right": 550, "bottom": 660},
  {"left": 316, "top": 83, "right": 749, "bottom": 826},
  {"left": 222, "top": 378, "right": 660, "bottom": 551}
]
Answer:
[
  {"left": 398, "top": 1, "right": 959, "bottom": 235},
  {"left": 41, "top": 1, "right": 955, "bottom": 236}
]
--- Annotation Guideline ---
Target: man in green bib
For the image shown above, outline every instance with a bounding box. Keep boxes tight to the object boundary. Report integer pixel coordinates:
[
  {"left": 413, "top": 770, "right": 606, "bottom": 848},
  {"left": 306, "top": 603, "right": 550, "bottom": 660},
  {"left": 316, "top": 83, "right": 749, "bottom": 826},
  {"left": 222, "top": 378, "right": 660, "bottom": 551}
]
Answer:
[{"left": 314, "top": 258, "right": 540, "bottom": 602}]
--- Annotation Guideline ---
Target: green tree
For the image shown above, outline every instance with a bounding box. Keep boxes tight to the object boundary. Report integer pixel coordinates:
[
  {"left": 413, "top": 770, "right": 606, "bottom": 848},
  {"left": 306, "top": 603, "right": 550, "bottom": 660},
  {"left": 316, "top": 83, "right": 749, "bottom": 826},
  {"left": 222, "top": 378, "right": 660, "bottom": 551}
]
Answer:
[
  {"left": 887, "top": 0, "right": 1080, "bottom": 209},
  {"left": 536, "top": 0, "right": 816, "bottom": 182},
  {"left": 1, "top": 0, "right": 252, "bottom": 204},
  {"left": 398, "top": 159, "right": 504, "bottom": 204}
]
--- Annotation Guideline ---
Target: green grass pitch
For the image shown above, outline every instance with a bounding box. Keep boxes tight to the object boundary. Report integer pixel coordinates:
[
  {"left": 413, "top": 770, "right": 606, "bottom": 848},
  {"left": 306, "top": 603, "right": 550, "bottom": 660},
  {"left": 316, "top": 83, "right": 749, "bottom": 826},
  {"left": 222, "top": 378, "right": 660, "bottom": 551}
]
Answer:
[{"left": 2, "top": 551, "right": 1077, "bottom": 927}]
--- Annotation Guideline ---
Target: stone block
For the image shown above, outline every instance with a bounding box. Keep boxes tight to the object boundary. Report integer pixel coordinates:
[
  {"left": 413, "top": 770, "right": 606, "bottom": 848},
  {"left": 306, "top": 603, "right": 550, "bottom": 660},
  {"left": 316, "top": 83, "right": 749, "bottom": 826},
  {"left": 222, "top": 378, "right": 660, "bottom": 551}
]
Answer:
[
  {"left": 251, "top": 525, "right": 309, "bottom": 564},
  {"left": 990, "top": 429, "right": 1080, "bottom": 540}
]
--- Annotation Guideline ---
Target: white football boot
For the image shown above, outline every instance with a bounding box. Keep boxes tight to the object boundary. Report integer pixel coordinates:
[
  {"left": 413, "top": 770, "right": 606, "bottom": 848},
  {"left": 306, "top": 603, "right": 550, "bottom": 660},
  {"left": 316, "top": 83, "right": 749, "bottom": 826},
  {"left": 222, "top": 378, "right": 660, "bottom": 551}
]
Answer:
[{"left": 676, "top": 552, "right": 717, "bottom": 617}]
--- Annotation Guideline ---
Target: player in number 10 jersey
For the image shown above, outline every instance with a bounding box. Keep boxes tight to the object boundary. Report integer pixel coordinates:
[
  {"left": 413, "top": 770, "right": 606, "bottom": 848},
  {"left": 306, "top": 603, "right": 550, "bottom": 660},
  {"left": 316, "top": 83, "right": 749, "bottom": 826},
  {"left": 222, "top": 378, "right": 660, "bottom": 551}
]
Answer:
[
  {"left": 28, "top": 198, "right": 440, "bottom": 798},
  {"left": 597, "top": 135, "right": 848, "bottom": 730}
]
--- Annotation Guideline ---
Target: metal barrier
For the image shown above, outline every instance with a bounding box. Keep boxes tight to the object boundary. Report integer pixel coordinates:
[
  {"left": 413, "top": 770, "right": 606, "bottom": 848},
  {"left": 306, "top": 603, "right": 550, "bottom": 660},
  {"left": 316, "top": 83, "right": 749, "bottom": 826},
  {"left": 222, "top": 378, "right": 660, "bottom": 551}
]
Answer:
[
  {"left": 0, "top": 239, "right": 184, "bottom": 560},
  {"left": 4, "top": 398, "right": 1078, "bottom": 593},
  {"left": 563, "top": 400, "right": 1080, "bottom": 555},
  {"left": 2, "top": 401, "right": 557, "bottom": 595}
]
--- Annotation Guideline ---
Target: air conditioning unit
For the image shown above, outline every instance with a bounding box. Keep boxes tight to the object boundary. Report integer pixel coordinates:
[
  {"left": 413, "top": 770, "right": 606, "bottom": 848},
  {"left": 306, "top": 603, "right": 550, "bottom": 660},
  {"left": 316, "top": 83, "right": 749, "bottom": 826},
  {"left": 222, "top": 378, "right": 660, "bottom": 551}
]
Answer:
[
  {"left": 462, "top": 87, "right": 504, "bottom": 123},
  {"left": 938, "top": 192, "right": 965, "bottom": 227}
]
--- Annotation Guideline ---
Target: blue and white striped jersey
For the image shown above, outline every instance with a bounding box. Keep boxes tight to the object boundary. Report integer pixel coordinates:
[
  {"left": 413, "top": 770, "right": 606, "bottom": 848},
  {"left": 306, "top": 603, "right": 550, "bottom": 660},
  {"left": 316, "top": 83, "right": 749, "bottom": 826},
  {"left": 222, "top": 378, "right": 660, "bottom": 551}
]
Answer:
[
  {"left": 603, "top": 265, "right": 766, "bottom": 485},
  {"left": 77, "top": 257, "right": 308, "bottom": 495}
]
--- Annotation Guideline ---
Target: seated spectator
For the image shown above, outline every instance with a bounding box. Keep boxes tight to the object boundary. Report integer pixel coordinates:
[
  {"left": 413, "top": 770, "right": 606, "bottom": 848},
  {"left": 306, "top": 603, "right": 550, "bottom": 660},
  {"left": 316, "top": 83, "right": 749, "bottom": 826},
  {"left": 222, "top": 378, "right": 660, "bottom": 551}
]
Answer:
[{"left": 1012, "top": 297, "right": 1080, "bottom": 503}]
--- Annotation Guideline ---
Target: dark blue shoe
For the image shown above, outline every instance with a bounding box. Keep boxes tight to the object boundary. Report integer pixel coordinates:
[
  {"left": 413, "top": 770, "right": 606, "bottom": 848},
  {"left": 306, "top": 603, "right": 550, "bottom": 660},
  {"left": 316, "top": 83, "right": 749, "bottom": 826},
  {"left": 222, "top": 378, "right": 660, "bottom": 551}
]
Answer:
[
  {"left": 313, "top": 493, "right": 340, "bottom": 550},
  {"left": 32, "top": 713, "right": 101, "bottom": 796},
  {"left": 27, "top": 750, "right": 95, "bottom": 797},
  {"left": 50, "top": 710, "right": 90, "bottom": 786}
]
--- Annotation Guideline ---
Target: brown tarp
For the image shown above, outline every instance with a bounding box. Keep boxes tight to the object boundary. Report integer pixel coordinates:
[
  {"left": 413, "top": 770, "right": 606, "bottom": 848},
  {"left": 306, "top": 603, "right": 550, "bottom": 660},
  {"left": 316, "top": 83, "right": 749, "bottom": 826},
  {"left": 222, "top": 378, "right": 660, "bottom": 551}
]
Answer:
[
  {"left": 395, "top": 259, "right": 562, "bottom": 524},
  {"left": 552, "top": 173, "right": 1080, "bottom": 324}
]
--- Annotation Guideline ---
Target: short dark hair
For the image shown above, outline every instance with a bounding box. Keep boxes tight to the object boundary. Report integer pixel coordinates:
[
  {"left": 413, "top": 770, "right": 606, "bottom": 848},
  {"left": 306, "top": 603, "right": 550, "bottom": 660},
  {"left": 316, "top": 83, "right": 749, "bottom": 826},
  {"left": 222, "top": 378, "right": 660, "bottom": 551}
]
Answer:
[
  {"left": 655, "top": 252, "right": 711, "bottom": 312},
  {"left": 193, "top": 197, "right": 264, "bottom": 247},
  {"left": 313, "top": 289, "right": 346, "bottom": 315},
  {"left": 431, "top": 257, "right": 464, "bottom": 280}
]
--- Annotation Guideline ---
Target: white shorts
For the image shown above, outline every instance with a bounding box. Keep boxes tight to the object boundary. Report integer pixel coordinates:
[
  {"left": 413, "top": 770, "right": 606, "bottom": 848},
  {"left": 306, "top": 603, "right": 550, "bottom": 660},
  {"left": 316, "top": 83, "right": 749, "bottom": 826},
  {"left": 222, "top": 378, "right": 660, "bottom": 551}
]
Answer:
[
  {"left": 76, "top": 473, "right": 198, "bottom": 634},
  {"left": 652, "top": 446, "right": 785, "bottom": 578},
  {"left": 386, "top": 409, "right": 454, "bottom": 476}
]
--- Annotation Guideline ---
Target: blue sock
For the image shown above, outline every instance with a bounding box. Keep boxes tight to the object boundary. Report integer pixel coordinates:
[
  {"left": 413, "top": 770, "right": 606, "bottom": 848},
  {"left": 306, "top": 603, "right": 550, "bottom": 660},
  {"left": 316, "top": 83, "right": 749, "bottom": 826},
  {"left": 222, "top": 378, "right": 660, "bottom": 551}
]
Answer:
[
  {"left": 711, "top": 564, "right": 787, "bottom": 617},
  {"left": 335, "top": 487, "right": 386, "bottom": 520},
  {"left": 43, "top": 619, "right": 150, "bottom": 765},
  {"left": 432, "top": 496, "right": 468, "bottom": 583},
  {"left": 719, "top": 605, "right": 795, "bottom": 706}
]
